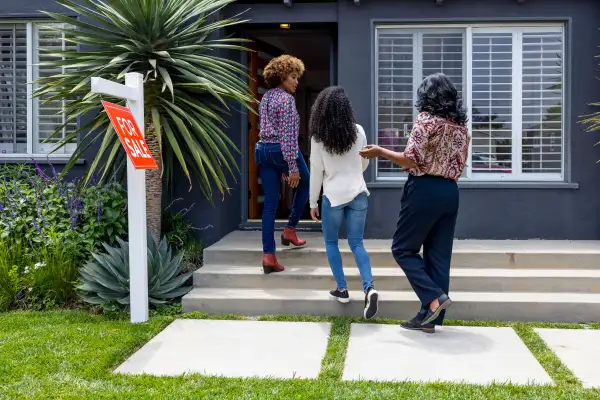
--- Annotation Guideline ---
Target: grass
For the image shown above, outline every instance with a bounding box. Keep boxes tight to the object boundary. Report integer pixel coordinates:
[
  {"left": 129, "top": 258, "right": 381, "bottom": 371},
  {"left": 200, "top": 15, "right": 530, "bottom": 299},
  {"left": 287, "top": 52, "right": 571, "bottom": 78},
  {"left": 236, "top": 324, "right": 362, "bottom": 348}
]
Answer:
[{"left": 1, "top": 310, "right": 599, "bottom": 400}]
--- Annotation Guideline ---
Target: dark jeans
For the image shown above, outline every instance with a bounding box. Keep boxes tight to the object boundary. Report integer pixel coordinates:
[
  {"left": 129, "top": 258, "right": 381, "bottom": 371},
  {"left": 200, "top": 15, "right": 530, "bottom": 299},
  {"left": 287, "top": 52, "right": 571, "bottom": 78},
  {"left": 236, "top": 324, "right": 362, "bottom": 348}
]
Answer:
[
  {"left": 391, "top": 174, "right": 459, "bottom": 325},
  {"left": 255, "top": 142, "right": 310, "bottom": 254}
]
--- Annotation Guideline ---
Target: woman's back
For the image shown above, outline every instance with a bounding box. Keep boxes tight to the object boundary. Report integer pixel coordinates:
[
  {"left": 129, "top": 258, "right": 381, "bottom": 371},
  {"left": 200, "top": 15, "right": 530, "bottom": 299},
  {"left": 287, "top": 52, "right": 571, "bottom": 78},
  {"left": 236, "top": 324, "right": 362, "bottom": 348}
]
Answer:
[{"left": 309, "top": 124, "right": 369, "bottom": 209}]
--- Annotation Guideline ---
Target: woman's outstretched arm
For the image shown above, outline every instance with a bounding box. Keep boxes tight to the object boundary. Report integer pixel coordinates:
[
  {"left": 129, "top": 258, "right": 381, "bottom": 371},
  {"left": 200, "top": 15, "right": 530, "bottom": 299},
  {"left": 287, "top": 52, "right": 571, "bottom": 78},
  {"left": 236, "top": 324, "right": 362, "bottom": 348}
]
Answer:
[{"left": 359, "top": 145, "right": 418, "bottom": 169}]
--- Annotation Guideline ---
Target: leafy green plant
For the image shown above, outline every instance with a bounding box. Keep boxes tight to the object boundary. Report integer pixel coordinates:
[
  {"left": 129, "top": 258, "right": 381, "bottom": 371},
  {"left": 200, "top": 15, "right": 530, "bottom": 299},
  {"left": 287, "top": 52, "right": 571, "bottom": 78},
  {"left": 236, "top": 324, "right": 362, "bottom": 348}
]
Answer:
[
  {"left": 162, "top": 200, "right": 204, "bottom": 273},
  {"left": 0, "top": 237, "right": 26, "bottom": 311},
  {"left": 35, "top": 0, "right": 255, "bottom": 239},
  {"left": 24, "top": 231, "right": 81, "bottom": 308},
  {"left": 0, "top": 164, "right": 127, "bottom": 255},
  {"left": 181, "top": 241, "right": 204, "bottom": 274},
  {"left": 77, "top": 234, "right": 193, "bottom": 311}
]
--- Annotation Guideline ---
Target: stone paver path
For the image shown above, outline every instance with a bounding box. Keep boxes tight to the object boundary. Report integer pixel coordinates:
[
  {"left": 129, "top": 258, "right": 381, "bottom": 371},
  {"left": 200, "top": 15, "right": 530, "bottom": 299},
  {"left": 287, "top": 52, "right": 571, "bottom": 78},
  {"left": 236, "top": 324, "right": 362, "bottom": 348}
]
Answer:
[
  {"left": 343, "top": 324, "right": 553, "bottom": 385},
  {"left": 536, "top": 328, "right": 600, "bottom": 388},
  {"left": 115, "top": 319, "right": 331, "bottom": 379},
  {"left": 115, "top": 319, "right": 600, "bottom": 387}
]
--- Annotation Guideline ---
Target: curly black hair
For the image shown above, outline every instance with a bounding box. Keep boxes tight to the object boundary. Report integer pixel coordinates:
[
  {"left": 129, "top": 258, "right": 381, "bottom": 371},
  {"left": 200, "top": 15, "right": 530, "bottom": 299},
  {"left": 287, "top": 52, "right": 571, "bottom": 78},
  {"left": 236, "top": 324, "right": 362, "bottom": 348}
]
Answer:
[
  {"left": 309, "top": 86, "right": 358, "bottom": 156},
  {"left": 415, "top": 72, "right": 468, "bottom": 125}
]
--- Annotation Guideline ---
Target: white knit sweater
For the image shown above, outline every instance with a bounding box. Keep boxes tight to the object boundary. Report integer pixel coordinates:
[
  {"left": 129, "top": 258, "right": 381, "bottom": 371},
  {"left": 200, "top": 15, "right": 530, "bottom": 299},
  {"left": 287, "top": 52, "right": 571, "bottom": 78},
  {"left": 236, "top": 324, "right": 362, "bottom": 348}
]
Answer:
[{"left": 309, "top": 124, "right": 370, "bottom": 209}]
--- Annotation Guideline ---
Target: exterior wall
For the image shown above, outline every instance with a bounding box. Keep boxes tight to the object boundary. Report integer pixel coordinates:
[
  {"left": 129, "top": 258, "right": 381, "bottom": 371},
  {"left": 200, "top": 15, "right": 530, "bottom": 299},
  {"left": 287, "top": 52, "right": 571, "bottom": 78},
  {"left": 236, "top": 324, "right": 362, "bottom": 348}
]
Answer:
[
  {"left": 5, "top": 0, "right": 600, "bottom": 243},
  {"left": 1, "top": 0, "right": 244, "bottom": 247},
  {"left": 226, "top": 0, "right": 600, "bottom": 240},
  {"left": 335, "top": 0, "right": 600, "bottom": 239}
]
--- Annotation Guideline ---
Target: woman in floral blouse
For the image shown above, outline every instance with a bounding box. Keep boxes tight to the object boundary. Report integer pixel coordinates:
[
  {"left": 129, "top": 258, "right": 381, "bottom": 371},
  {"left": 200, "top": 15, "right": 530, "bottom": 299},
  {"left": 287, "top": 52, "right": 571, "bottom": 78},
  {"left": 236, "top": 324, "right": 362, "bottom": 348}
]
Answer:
[
  {"left": 255, "top": 55, "right": 309, "bottom": 274},
  {"left": 360, "top": 73, "right": 470, "bottom": 333}
]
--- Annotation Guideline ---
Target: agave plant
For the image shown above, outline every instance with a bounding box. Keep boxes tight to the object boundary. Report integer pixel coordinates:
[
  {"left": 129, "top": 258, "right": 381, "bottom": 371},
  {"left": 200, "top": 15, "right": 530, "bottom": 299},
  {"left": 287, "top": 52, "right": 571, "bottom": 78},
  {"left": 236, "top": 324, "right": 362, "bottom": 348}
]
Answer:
[
  {"left": 77, "top": 234, "right": 193, "bottom": 310},
  {"left": 34, "top": 0, "right": 255, "bottom": 239}
]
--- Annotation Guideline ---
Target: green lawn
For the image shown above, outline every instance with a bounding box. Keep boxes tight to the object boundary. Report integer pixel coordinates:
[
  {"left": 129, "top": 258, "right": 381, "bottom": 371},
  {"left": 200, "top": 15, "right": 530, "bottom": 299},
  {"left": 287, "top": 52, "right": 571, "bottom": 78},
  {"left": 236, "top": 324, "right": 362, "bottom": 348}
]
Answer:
[{"left": 1, "top": 311, "right": 599, "bottom": 400}]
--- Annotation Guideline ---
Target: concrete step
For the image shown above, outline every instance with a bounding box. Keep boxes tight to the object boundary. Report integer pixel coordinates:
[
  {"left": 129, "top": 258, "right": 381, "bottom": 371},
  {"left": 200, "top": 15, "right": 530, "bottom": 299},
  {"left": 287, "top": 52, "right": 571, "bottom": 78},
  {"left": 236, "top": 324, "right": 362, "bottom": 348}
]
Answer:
[
  {"left": 194, "top": 265, "right": 600, "bottom": 293},
  {"left": 181, "top": 288, "right": 600, "bottom": 323},
  {"left": 204, "top": 231, "right": 600, "bottom": 269}
]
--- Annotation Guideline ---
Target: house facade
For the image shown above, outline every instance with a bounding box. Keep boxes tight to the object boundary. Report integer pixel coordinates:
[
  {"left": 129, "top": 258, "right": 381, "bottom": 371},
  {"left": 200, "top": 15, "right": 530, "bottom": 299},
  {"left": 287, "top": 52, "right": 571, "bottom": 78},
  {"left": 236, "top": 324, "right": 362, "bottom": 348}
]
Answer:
[{"left": 2, "top": 0, "right": 600, "bottom": 246}]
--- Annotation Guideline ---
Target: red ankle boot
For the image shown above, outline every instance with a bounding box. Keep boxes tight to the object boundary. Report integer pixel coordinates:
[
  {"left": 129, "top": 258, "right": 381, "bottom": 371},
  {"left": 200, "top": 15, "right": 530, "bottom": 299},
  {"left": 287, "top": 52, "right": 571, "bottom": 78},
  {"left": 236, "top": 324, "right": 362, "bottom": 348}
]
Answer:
[
  {"left": 262, "top": 254, "right": 285, "bottom": 274},
  {"left": 281, "top": 227, "right": 306, "bottom": 247}
]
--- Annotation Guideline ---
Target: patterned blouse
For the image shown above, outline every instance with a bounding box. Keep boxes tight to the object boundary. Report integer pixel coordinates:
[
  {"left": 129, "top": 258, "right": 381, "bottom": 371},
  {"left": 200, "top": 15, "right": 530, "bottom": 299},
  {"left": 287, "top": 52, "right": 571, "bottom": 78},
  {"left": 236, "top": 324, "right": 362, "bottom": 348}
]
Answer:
[
  {"left": 258, "top": 88, "right": 300, "bottom": 173},
  {"left": 403, "top": 112, "right": 470, "bottom": 180}
]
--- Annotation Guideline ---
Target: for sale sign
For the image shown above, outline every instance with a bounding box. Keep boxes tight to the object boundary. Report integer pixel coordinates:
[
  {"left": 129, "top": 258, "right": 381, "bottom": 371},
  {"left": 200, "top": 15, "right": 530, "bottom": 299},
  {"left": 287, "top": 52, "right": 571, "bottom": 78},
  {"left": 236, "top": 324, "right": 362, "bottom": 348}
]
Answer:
[{"left": 101, "top": 100, "right": 159, "bottom": 170}]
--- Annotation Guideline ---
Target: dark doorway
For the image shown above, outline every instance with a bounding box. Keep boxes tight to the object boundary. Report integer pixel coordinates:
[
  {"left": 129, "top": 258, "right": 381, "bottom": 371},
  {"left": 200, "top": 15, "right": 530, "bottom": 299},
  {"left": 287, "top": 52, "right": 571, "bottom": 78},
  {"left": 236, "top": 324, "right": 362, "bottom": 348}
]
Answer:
[{"left": 245, "top": 24, "right": 336, "bottom": 222}]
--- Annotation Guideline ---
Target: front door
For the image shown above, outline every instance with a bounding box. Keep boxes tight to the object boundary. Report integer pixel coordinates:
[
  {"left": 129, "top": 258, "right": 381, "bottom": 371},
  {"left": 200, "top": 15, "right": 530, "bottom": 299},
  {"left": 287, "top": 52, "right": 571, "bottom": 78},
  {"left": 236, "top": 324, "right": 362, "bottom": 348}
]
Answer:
[{"left": 247, "top": 40, "right": 280, "bottom": 219}]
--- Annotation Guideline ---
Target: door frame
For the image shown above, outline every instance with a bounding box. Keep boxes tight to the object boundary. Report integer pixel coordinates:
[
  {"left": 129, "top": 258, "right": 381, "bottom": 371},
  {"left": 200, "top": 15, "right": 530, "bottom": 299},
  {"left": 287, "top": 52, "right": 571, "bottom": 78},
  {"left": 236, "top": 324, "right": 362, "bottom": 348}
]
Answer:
[{"left": 239, "top": 24, "right": 339, "bottom": 224}]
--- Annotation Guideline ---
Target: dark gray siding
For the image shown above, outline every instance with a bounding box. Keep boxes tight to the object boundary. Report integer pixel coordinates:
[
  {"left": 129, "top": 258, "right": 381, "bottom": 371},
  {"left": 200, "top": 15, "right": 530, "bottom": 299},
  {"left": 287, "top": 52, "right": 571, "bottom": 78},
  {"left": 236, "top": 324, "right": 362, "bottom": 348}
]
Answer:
[
  {"left": 7, "top": 0, "right": 600, "bottom": 242},
  {"left": 2, "top": 1, "right": 245, "bottom": 247},
  {"left": 336, "top": 0, "right": 600, "bottom": 239}
]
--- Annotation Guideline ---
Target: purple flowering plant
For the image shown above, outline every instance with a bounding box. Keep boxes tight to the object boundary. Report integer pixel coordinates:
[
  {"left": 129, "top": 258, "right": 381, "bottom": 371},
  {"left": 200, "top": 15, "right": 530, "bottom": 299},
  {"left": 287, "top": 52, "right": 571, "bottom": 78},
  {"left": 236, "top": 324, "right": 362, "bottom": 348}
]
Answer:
[{"left": 0, "top": 163, "right": 128, "bottom": 257}]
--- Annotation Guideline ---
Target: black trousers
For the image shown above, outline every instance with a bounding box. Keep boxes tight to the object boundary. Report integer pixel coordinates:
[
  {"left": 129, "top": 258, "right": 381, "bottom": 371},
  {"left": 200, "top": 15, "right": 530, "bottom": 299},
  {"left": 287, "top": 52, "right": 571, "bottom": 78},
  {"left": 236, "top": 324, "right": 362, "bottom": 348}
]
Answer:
[{"left": 391, "top": 174, "right": 459, "bottom": 325}]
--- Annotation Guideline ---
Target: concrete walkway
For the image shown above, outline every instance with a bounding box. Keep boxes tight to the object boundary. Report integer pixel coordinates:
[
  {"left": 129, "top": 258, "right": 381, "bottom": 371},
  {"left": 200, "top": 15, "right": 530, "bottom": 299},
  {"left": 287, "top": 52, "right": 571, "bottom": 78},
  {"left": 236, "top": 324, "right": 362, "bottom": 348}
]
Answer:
[{"left": 115, "top": 319, "right": 599, "bottom": 387}]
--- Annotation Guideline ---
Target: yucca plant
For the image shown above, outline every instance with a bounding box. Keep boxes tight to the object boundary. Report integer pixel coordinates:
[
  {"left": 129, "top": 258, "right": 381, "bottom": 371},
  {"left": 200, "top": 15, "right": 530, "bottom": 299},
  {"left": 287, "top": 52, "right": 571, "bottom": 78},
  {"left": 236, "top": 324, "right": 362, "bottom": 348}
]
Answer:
[
  {"left": 34, "top": 0, "right": 255, "bottom": 239},
  {"left": 579, "top": 28, "right": 600, "bottom": 161},
  {"left": 77, "top": 234, "right": 193, "bottom": 310}
]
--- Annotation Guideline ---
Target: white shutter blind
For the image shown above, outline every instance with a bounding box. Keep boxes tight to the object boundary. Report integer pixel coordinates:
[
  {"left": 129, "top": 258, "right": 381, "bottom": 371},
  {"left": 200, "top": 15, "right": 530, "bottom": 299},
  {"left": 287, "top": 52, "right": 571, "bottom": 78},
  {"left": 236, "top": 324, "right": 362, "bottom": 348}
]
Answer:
[
  {"left": 33, "top": 23, "right": 76, "bottom": 154},
  {"left": 376, "top": 29, "right": 466, "bottom": 178},
  {"left": 376, "top": 30, "right": 414, "bottom": 177},
  {"left": 521, "top": 31, "right": 563, "bottom": 175},
  {"left": 471, "top": 32, "right": 513, "bottom": 174},
  {"left": 421, "top": 32, "right": 465, "bottom": 95},
  {"left": 0, "top": 23, "right": 27, "bottom": 155}
]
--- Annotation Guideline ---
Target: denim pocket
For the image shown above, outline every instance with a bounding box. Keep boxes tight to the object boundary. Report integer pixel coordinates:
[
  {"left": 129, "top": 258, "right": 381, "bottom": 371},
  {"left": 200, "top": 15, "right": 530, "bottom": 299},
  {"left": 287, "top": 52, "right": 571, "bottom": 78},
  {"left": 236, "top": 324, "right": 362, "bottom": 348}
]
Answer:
[
  {"left": 268, "top": 149, "right": 288, "bottom": 168},
  {"left": 255, "top": 145, "right": 265, "bottom": 165},
  {"left": 350, "top": 192, "right": 369, "bottom": 211}
]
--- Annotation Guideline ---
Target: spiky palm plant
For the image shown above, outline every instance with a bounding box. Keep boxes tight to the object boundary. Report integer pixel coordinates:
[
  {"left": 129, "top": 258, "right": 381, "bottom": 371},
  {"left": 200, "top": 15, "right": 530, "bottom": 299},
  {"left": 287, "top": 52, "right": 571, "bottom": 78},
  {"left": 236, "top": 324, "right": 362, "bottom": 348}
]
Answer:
[
  {"left": 580, "top": 29, "right": 600, "bottom": 161},
  {"left": 34, "top": 0, "right": 255, "bottom": 240}
]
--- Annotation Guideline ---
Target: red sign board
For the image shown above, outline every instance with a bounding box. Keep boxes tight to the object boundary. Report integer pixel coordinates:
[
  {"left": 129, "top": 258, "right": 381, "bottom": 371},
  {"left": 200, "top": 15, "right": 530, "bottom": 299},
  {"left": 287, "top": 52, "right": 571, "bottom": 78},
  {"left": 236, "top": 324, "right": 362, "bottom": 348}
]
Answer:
[{"left": 101, "top": 100, "right": 159, "bottom": 170}]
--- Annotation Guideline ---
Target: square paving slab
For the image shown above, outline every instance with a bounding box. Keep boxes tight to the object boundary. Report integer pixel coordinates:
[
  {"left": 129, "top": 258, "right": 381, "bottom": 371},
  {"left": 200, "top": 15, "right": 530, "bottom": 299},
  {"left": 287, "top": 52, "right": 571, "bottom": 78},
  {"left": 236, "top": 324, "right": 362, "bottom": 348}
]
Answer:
[
  {"left": 535, "top": 328, "right": 600, "bottom": 388},
  {"left": 343, "top": 324, "right": 553, "bottom": 385},
  {"left": 115, "top": 319, "right": 331, "bottom": 379}
]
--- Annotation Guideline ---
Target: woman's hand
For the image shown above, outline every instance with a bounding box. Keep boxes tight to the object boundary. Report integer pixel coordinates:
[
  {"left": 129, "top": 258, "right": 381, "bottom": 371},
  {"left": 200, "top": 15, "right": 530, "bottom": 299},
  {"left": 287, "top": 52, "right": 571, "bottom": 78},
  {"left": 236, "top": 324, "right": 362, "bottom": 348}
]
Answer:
[
  {"left": 287, "top": 172, "right": 300, "bottom": 188},
  {"left": 359, "top": 145, "right": 384, "bottom": 159},
  {"left": 310, "top": 207, "right": 320, "bottom": 223}
]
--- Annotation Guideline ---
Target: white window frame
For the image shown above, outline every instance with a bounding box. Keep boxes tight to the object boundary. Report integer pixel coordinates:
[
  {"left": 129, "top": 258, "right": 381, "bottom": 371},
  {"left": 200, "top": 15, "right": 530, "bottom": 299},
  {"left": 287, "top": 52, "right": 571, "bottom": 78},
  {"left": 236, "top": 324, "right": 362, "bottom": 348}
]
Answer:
[
  {"left": 374, "top": 23, "right": 566, "bottom": 182},
  {"left": 0, "top": 20, "right": 76, "bottom": 160}
]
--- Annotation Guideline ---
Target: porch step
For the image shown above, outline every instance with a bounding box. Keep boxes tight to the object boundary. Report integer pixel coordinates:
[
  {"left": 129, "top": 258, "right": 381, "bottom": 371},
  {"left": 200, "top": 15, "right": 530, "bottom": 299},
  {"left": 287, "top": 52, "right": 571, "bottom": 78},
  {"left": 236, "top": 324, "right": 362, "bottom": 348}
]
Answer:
[
  {"left": 194, "top": 265, "right": 600, "bottom": 293},
  {"left": 182, "top": 288, "right": 600, "bottom": 323},
  {"left": 204, "top": 232, "right": 600, "bottom": 269},
  {"left": 182, "top": 231, "right": 600, "bottom": 322}
]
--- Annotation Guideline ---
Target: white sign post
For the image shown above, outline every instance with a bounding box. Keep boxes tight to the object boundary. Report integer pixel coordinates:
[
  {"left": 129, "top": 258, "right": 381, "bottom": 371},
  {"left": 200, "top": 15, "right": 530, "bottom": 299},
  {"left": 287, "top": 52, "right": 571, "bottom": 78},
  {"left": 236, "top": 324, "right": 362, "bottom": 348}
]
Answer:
[{"left": 91, "top": 72, "right": 149, "bottom": 323}]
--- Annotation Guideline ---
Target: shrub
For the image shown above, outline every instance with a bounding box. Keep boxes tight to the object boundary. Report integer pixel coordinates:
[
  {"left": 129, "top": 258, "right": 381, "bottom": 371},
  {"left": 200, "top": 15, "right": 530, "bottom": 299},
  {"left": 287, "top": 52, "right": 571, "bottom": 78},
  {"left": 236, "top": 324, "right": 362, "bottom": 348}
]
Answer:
[
  {"left": 162, "top": 200, "right": 204, "bottom": 273},
  {"left": 0, "top": 164, "right": 127, "bottom": 255},
  {"left": 23, "top": 232, "right": 81, "bottom": 308},
  {"left": 0, "top": 237, "right": 26, "bottom": 311},
  {"left": 77, "top": 235, "right": 193, "bottom": 311}
]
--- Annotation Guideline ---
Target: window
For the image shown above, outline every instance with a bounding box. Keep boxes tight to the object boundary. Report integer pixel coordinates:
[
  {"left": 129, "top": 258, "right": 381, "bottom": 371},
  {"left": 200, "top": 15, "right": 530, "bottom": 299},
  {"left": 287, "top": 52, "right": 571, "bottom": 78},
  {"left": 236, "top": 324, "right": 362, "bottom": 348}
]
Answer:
[
  {"left": 375, "top": 24, "right": 565, "bottom": 181},
  {"left": 0, "top": 21, "right": 76, "bottom": 158}
]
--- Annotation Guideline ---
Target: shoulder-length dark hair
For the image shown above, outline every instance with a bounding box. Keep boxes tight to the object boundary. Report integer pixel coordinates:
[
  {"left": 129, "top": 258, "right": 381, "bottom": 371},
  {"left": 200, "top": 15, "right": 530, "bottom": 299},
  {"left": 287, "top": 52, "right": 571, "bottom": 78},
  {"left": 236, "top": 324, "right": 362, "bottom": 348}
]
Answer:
[
  {"left": 415, "top": 72, "right": 468, "bottom": 125},
  {"left": 309, "top": 86, "right": 357, "bottom": 155}
]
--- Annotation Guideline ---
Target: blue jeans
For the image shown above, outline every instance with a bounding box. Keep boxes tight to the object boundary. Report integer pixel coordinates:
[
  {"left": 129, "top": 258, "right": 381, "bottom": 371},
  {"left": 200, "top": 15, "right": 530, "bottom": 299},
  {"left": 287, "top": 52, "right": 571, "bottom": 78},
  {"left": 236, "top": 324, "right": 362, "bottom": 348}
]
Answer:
[
  {"left": 321, "top": 193, "right": 373, "bottom": 292},
  {"left": 255, "top": 142, "right": 310, "bottom": 254}
]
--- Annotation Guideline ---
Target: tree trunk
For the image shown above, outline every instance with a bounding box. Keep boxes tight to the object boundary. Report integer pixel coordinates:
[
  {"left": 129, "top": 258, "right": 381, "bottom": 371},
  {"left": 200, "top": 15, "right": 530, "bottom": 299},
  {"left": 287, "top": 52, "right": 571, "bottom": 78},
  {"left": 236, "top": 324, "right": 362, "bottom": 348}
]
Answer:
[{"left": 145, "top": 122, "right": 162, "bottom": 243}]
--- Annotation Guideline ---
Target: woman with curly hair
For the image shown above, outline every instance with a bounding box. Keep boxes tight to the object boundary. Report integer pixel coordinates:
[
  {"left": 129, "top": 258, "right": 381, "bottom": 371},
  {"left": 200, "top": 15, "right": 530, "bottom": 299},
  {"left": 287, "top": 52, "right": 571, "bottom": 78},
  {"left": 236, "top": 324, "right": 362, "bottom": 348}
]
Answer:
[
  {"left": 309, "top": 86, "right": 379, "bottom": 319},
  {"left": 255, "top": 54, "right": 309, "bottom": 274},
  {"left": 360, "top": 72, "right": 470, "bottom": 333}
]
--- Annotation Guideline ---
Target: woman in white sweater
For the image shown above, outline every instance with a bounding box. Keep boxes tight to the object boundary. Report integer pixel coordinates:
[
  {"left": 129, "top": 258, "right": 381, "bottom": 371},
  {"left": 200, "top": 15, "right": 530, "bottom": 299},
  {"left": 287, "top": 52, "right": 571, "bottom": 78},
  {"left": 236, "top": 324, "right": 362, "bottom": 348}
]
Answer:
[{"left": 308, "top": 86, "right": 379, "bottom": 319}]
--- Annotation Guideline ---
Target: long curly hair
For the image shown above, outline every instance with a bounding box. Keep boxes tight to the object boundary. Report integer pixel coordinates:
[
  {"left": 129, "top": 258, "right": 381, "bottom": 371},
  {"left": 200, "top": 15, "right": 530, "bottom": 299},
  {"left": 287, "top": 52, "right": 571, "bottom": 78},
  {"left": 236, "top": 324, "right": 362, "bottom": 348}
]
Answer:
[
  {"left": 262, "top": 55, "right": 305, "bottom": 88},
  {"left": 415, "top": 72, "right": 468, "bottom": 125},
  {"left": 309, "top": 86, "right": 358, "bottom": 156}
]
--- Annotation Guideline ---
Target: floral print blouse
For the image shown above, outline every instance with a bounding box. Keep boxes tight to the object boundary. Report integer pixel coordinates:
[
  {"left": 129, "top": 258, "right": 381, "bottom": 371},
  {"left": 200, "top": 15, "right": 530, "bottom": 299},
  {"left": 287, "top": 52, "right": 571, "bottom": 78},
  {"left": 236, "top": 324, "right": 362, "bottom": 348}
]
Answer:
[
  {"left": 258, "top": 88, "right": 300, "bottom": 173},
  {"left": 403, "top": 112, "right": 470, "bottom": 180}
]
